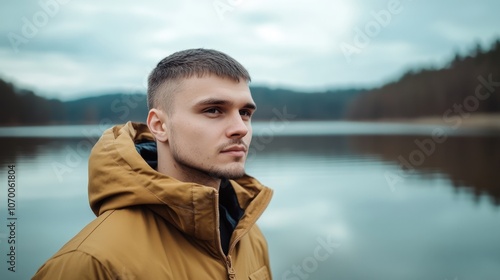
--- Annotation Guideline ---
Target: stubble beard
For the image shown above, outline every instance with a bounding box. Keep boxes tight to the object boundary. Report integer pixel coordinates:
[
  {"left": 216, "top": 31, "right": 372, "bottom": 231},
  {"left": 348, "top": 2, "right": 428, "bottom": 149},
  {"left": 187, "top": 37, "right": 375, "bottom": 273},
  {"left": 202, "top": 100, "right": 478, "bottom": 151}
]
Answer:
[{"left": 171, "top": 142, "right": 246, "bottom": 181}]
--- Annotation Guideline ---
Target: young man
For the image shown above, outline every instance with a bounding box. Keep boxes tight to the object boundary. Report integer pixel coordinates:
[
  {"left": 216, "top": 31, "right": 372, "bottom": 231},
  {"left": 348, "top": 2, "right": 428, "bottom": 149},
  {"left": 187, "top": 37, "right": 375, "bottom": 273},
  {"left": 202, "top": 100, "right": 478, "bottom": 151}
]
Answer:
[{"left": 33, "top": 49, "right": 273, "bottom": 279}]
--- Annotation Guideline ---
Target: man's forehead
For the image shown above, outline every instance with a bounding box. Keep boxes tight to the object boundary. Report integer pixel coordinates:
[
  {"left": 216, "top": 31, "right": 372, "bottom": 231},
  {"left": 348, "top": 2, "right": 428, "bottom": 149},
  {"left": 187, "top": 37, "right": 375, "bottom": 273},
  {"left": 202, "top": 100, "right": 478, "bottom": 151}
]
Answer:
[{"left": 176, "top": 76, "right": 253, "bottom": 105}]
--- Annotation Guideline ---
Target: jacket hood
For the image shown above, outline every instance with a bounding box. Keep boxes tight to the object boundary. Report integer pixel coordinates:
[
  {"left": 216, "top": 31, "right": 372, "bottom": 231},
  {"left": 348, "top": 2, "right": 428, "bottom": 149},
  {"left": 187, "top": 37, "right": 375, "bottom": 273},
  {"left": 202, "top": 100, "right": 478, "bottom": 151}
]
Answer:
[{"left": 88, "top": 122, "right": 273, "bottom": 241}]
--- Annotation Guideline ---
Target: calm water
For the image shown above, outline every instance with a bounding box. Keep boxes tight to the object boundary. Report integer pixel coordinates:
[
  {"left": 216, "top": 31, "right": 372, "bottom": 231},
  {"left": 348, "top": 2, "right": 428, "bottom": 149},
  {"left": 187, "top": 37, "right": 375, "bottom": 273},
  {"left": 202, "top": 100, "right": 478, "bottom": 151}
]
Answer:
[{"left": 0, "top": 122, "right": 499, "bottom": 280}]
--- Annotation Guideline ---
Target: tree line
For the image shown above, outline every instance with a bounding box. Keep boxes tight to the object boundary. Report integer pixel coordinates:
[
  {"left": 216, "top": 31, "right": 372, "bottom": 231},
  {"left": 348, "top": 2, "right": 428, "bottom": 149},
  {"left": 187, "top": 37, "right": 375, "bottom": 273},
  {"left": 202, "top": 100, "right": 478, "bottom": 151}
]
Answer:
[
  {"left": 345, "top": 40, "right": 500, "bottom": 120},
  {"left": 2, "top": 39, "right": 499, "bottom": 126},
  {"left": 0, "top": 80, "right": 365, "bottom": 125}
]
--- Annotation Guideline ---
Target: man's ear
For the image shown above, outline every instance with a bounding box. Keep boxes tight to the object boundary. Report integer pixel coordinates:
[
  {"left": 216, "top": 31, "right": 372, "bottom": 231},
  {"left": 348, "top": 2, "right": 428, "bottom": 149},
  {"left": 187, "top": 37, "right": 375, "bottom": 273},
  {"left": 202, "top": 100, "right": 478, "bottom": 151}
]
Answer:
[{"left": 147, "top": 109, "right": 168, "bottom": 143}]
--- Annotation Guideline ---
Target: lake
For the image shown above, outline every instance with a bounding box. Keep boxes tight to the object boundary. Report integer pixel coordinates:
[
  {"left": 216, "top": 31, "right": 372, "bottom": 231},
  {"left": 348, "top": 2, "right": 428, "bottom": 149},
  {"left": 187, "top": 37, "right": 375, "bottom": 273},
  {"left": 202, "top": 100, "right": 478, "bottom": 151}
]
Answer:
[{"left": 0, "top": 121, "right": 499, "bottom": 280}]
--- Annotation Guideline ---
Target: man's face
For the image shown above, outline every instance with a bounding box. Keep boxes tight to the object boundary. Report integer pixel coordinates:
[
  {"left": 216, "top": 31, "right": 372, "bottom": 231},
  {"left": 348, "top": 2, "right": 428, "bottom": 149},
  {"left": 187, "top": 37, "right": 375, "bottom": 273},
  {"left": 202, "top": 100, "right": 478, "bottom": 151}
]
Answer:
[{"left": 162, "top": 75, "right": 255, "bottom": 180}]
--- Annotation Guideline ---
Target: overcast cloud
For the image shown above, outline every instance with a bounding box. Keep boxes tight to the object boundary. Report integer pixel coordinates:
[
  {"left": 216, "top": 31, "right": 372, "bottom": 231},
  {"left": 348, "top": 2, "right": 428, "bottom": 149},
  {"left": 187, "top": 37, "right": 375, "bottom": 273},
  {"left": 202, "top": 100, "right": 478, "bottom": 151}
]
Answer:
[{"left": 1, "top": 0, "right": 499, "bottom": 100}]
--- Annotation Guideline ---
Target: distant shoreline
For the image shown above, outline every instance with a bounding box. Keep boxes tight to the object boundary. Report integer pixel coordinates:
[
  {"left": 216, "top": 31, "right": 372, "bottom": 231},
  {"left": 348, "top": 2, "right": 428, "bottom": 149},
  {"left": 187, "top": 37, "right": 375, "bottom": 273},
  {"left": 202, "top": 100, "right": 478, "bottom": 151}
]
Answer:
[
  {"left": 1, "top": 114, "right": 500, "bottom": 129},
  {"left": 375, "top": 113, "right": 500, "bottom": 130}
]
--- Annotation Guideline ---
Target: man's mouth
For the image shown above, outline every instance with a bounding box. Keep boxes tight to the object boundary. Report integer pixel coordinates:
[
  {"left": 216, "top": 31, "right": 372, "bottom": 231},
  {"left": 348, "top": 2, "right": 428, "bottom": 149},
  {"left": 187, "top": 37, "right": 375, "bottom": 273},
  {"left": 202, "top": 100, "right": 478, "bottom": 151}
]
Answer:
[{"left": 221, "top": 145, "right": 247, "bottom": 157}]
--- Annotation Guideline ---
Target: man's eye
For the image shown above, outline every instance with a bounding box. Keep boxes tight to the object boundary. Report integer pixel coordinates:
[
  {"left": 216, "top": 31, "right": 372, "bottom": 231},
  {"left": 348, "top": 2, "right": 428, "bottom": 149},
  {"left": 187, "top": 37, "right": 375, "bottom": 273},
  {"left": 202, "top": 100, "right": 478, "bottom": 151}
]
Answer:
[
  {"left": 240, "top": 110, "right": 253, "bottom": 118},
  {"left": 204, "top": 108, "right": 222, "bottom": 114}
]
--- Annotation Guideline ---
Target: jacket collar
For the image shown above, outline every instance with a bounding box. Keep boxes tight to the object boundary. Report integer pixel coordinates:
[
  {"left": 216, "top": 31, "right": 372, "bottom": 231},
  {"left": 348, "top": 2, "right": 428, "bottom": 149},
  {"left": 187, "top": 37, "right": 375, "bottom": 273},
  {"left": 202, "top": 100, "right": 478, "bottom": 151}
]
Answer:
[{"left": 88, "top": 122, "right": 273, "bottom": 253}]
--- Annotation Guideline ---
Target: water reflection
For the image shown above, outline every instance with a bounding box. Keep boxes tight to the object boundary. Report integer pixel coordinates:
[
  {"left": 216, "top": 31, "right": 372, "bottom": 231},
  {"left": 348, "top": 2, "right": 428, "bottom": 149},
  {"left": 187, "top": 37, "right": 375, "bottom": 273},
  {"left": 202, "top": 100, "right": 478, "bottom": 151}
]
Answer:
[
  {"left": 1, "top": 127, "right": 500, "bottom": 279},
  {"left": 349, "top": 135, "right": 500, "bottom": 206},
  {"left": 0, "top": 138, "right": 52, "bottom": 163},
  {"left": 247, "top": 134, "right": 500, "bottom": 280},
  {"left": 246, "top": 133, "right": 500, "bottom": 206},
  {"left": 3, "top": 133, "right": 498, "bottom": 206}
]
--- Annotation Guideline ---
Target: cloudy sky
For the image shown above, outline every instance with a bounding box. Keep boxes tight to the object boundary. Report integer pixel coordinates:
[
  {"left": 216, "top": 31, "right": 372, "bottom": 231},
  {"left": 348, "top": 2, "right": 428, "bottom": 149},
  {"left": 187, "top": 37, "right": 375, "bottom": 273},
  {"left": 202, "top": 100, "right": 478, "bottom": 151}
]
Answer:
[{"left": 1, "top": 0, "right": 499, "bottom": 100}]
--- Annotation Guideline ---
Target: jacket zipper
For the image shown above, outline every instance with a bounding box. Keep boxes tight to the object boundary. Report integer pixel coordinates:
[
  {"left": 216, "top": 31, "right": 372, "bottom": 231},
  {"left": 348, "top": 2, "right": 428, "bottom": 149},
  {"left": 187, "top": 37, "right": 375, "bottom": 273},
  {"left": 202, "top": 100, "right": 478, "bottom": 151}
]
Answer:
[
  {"left": 222, "top": 209, "right": 264, "bottom": 279},
  {"left": 226, "top": 255, "right": 236, "bottom": 280},
  {"left": 214, "top": 185, "right": 270, "bottom": 280},
  {"left": 215, "top": 192, "right": 236, "bottom": 280}
]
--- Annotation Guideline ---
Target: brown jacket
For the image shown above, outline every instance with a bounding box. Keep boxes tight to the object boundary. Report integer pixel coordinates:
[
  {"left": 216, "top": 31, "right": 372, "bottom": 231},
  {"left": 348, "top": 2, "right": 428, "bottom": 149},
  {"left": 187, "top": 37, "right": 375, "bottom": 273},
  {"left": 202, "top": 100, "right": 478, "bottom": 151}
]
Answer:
[{"left": 32, "top": 122, "right": 273, "bottom": 279}]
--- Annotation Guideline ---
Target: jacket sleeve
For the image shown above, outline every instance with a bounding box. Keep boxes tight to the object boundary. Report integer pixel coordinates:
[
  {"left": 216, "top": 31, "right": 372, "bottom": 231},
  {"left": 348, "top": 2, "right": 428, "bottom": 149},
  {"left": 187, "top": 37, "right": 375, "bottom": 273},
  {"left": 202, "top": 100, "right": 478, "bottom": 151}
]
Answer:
[{"left": 32, "top": 251, "right": 114, "bottom": 280}]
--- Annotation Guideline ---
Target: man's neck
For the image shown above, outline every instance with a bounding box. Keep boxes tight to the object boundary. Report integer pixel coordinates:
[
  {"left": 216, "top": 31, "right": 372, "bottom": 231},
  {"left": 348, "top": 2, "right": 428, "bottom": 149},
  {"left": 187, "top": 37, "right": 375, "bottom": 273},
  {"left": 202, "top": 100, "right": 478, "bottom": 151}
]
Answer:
[{"left": 157, "top": 160, "right": 222, "bottom": 190}]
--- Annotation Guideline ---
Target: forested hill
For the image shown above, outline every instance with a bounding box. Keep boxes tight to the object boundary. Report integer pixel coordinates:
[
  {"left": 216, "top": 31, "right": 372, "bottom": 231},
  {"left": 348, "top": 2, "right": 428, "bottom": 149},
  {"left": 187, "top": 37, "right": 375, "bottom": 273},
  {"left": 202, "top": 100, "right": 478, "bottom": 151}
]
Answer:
[
  {"left": 0, "top": 79, "right": 365, "bottom": 125},
  {"left": 346, "top": 40, "right": 500, "bottom": 120},
  {"left": 2, "top": 40, "right": 498, "bottom": 126}
]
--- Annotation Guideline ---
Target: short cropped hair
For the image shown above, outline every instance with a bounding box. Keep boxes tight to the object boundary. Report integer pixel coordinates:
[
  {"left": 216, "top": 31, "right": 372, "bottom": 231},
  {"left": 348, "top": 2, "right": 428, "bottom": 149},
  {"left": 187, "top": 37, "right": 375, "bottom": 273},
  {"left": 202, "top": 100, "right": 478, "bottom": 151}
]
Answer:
[{"left": 147, "top": 48, "right": 251, "bottom": 112}]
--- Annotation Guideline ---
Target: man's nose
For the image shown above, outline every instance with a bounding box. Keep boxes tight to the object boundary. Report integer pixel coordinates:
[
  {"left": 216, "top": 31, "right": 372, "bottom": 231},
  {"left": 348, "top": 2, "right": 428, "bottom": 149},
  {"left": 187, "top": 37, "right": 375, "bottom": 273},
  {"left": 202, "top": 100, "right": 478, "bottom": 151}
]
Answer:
[{"left": 226, "top": 112, "right": 249, "bottom": 138}]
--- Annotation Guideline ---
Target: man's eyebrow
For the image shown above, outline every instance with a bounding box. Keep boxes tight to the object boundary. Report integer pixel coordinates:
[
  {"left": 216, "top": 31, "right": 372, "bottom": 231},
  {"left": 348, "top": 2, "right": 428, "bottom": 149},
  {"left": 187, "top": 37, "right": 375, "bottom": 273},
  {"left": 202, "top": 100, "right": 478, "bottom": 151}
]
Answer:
[
  {"left": 243, "top": 102, "right": 257, "bottom": 110},
  {"left": 194, "top": 98, "right": 257, "bottom": 110}
]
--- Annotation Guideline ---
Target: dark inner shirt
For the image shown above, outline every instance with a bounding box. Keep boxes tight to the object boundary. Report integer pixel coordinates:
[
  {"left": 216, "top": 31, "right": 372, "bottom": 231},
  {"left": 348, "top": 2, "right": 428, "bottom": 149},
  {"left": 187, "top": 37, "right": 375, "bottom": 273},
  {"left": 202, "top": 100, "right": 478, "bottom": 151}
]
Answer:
[{"left": 218, "top": 179, "right": 244, "bottom": 255}]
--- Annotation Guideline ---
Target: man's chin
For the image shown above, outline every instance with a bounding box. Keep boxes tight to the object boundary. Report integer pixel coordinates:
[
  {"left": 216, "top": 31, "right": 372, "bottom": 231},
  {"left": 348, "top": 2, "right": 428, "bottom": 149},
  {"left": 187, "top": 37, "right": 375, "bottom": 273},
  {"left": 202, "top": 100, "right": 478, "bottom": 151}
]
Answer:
[{"left": 207, "top": 164, "right": 246, "bottom": 179}]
